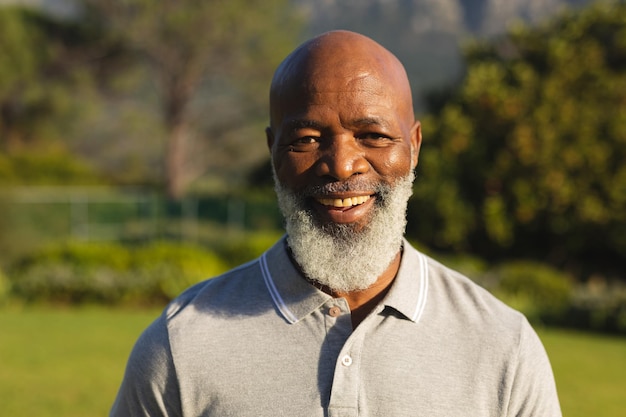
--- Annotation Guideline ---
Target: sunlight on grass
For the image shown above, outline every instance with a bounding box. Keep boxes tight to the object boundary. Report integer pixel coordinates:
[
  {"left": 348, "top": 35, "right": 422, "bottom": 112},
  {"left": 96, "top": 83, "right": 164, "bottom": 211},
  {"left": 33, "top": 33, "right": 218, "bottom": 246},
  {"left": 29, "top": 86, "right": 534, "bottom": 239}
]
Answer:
[
  {"left": 538, "top": 327, "right": 626, "bottom": 417},
  {"left": 0, "top": 306, "right": 160, "bottom": 417}
]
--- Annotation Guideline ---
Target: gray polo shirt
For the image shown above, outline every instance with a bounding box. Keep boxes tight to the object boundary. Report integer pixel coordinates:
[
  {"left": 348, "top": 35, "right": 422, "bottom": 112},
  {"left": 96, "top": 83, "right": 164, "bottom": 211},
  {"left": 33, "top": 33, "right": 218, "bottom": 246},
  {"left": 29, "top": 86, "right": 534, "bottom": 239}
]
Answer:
[{"left": 111, "top": 237, "right": 561, "bottom": 416}]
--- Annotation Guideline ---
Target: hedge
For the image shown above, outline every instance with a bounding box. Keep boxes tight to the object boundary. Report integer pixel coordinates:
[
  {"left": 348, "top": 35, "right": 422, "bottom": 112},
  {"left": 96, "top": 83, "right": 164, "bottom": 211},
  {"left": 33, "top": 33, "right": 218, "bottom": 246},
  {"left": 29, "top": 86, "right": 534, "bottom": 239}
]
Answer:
[
  {"left": 5, "top": 240, "right": 626, "bottom": 334},
  {"left": 7, "top": 241, "right": 229, "bottom": 305}
]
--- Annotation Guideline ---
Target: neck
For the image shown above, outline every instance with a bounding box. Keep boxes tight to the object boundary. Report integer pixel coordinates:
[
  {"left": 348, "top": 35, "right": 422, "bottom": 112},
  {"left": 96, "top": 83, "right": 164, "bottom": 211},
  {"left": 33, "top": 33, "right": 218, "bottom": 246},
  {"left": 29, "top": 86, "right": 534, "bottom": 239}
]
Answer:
[{"left": 311, "top": 251, "right": 402, "bottom": 329}]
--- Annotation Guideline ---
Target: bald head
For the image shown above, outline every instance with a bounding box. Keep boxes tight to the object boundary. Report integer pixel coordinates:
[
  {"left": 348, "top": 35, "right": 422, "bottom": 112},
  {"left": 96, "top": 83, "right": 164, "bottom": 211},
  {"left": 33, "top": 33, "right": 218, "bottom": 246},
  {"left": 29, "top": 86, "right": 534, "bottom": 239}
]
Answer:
[{"left": 269, "top": 30, "right": 415, "bottom": 129}]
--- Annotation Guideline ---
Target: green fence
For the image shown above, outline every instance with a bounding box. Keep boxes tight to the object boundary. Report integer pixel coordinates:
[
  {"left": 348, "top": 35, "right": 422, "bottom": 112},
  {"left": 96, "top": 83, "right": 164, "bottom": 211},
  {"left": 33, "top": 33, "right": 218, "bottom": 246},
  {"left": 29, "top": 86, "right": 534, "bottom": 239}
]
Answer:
[{"left": 0, "top": 186, "right": 282, "bottom": 262}]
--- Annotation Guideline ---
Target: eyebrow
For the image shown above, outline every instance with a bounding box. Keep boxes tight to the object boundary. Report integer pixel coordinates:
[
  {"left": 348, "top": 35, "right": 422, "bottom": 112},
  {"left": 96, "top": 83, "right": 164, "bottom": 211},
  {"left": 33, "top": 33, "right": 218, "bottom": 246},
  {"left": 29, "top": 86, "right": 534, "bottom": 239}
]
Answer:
[
  {"left": 285, "top": 119, "right": 324, "bottom": 132},
  {"left": 350, "top": 117, "right": 391, "bottom": 129}
]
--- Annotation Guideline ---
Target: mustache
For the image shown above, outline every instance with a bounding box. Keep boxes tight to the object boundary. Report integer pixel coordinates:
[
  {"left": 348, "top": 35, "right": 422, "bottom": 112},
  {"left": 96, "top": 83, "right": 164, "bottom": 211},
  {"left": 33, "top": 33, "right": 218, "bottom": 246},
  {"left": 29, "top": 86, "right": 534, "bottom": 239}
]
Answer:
[{"left": 298, "top": 178, "right": 391, "bottom": 197}]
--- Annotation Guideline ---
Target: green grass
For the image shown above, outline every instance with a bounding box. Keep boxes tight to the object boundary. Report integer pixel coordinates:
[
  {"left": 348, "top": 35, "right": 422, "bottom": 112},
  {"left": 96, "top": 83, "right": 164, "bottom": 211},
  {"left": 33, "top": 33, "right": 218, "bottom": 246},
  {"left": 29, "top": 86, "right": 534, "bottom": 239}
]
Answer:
[
  {"left": 0, "top": 307, "right": 625, "bottom": 417},
  {"left": 0, "top": 306, "right": 160, "bottom": 417},
  {"left": 538, "top": 327, "right": 626, "bottom": 417}
]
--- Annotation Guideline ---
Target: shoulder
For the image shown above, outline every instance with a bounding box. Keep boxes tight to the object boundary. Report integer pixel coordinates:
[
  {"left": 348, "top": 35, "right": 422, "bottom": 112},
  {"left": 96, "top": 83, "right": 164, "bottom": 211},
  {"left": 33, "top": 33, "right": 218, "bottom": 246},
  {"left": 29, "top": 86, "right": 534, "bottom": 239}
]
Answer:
[
  {"left": 404, "top": 246, "right": 561, "bottom": 414},
  {"left": 110, "top": 311, "right": 181, "bottom": 416},
  {"left": 111, "top": 258, "right": 268, "bottom": 415},
  {"left": 164, "top": 258, "right": 264, "bottom": 321},
  {"left": 401, "top": 242, "right": 528, "bottom": 342},
  {"left": 428, "top": 252, "right": 524, "bottom": 325}
]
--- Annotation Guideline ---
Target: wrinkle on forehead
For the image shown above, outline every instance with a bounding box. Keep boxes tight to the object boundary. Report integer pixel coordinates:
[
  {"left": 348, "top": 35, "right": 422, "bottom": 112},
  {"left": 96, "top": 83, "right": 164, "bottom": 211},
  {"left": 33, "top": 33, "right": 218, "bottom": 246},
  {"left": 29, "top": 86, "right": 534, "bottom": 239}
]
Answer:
[
  {"left": 342, "top": 71, "right": 377, "bottom": 90},
  {"left": 305, "top": 71, "right": 386, "bottom": 99}
]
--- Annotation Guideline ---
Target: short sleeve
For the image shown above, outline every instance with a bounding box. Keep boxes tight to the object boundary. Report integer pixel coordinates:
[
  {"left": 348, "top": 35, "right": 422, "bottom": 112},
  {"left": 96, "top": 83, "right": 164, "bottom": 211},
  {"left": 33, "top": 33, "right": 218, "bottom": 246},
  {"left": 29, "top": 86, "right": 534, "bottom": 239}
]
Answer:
[
  {"left": 110, "top": 313, "right": 182, "bottom": 417},
  {"left": 507, "top": 319, "right": 562, "bottom": 417}
]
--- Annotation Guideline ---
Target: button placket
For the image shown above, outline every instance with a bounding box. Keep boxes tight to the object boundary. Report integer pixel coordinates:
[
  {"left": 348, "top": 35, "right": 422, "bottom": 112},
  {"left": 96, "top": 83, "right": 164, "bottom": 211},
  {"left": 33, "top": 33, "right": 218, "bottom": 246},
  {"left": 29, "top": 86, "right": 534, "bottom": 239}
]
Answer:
[
  {"left": 328, "top": 343, "right": 360, "bottom": 415},
  {"left": 328, "top": 310, "right": 371, "bottom": 414},
  {"left": 322, "top": 300, "right": 353, "bottom": 368}
]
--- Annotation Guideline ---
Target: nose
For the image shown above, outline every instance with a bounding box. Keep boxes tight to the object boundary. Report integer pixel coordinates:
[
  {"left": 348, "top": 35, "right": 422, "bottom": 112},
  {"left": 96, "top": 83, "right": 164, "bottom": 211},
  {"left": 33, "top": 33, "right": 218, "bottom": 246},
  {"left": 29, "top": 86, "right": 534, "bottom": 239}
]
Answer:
[{"left": 314, "top": 135, "right": 370, "bottom": 180}]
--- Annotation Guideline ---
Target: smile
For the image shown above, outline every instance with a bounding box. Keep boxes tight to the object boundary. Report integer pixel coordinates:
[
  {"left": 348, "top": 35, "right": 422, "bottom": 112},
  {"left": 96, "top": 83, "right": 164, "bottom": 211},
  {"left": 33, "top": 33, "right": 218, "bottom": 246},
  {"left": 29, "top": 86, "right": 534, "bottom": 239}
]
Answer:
[{"left": 315, "top": 195, "right": 371, "bottom": 208}]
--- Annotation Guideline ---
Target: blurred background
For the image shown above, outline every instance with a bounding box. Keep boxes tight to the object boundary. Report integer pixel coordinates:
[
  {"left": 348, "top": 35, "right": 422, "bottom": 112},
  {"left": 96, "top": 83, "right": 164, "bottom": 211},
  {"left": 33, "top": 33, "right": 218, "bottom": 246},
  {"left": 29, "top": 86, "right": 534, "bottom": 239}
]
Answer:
[{"left": 0, "top": 0, "right": 625, "bottom": 415}]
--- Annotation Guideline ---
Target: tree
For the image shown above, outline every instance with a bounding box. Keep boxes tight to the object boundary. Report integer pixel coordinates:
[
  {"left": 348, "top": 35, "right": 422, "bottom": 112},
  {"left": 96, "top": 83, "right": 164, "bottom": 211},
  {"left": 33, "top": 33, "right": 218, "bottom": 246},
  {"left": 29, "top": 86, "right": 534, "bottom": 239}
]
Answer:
[
  {"left": 84, "top": 0, "right": 301, "bottom": 199},
  {"left": 408, "top": 1, "right": 626, "bottom": 277},
  {"left": 0, "top": 6, "right": 100, "bottom": 150}
]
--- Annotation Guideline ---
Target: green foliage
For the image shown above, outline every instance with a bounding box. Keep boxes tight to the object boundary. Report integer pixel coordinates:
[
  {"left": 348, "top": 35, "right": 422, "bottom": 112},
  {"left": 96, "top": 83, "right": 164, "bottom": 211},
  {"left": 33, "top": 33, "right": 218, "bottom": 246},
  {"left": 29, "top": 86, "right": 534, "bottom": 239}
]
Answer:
[
  {"left": 133, "top": 242, "right": 229, "bottom": 299},
  {"left": 0, "top": 6, "right": 100, "bottom": 149},
  {"left": 481, "top": 261, "right": 573, "bottom": 323},
  {"left": 0, "top": 267, "right": 9, "bottom": 303},
  {"left": 435, "top": 252, "right": 489, "bottom": 282},
  {"left": 0, "top": 2, "right": 301, "bottom": 193},
  {"left": 8, "top": 241, "right": 228, "bottom": 305},
  {"left": 83, "top": 0, "right": 302, "bottom": 198},
  {"left": 0, "top": 148, "right": 102, "bottom": 185},
  {"left": 410, "top": 2, "right": 626, "bottom": 272},
  {"left": 214, "top": 231, "right": 284, "bottom": 267},
  {"left": 562, "top": 281, "right": 626, "bottom": 334}
]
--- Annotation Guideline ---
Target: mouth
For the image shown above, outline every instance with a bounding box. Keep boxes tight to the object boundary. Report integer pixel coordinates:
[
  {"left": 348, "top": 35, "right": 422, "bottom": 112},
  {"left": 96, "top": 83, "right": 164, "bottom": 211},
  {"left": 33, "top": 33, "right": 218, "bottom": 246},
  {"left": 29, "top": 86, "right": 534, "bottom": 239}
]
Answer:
[
  {"left": 315, "top": 195, "right": 371, "bottom": 208},
  {"left": 310, "top": 193, "right": 376, "bottom": 225}
]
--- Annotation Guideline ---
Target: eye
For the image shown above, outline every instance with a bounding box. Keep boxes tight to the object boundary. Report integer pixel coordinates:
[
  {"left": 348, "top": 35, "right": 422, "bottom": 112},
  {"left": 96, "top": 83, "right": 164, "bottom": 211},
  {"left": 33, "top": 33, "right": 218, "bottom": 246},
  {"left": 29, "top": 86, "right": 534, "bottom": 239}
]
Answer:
[
  {"left": 295, "top": 136, "right": 318, "bottom": 144},
  {"left": 359, "top": 132, "right": 387, "bottom": 140},
  {"left": 287, "top": 136, "right": 320, "bottom": 152},
  {"left": 357, "top": 132, "right": 395, "bottom": 146}
]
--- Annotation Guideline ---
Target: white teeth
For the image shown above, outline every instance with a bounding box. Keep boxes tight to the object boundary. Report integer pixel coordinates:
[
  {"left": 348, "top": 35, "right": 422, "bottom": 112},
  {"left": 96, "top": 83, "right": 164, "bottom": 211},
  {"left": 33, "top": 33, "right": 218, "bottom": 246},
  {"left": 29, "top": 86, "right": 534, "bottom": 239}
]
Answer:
[{"left": 317, "top": 195, "right": 371, "bottom": 208}]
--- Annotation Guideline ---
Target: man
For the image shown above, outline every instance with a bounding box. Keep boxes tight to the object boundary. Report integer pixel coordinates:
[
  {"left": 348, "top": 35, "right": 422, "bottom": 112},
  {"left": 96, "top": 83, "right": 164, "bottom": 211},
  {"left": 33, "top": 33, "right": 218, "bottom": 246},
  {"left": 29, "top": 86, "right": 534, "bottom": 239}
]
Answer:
[{"left": 111, "top": 30, "right": 561, "bottom": 416}]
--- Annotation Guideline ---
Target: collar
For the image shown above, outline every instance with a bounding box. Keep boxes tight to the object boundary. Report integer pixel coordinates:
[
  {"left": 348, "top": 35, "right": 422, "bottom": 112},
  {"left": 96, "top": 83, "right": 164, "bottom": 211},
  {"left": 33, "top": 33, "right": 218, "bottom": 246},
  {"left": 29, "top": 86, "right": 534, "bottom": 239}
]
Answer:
[
  {"left": 260, "top": 236, "right": 429, "bottom": 325},
  {"left": 260, "top": 236, "right": 331, "bottom": 323},
  {"left": 382, "top": 239, "right": 430, "bottom": 323}
]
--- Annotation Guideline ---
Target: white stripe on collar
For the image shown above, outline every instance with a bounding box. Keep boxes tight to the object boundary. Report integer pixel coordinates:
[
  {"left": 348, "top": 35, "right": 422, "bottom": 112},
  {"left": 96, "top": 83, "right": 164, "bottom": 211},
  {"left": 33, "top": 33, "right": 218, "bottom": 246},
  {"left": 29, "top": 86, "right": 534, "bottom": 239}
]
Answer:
[
  {"left": 261, "top": 246, "right": 429, "bottom": 324},
  {"left": 260, "top": 252, "right": 298, "bottom": 324},
  {"left": 411, "top": 251, "right": 430, "bottom": 323}
]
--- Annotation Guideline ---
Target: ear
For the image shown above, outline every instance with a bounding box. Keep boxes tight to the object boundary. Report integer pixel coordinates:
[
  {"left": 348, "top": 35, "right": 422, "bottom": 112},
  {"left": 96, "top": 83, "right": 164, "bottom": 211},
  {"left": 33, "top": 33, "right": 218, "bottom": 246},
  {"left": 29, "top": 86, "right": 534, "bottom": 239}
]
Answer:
[
  {"left": 265, "top": 126, "right": 275, "bottom": 155},
  {"left": 266, "top": 127, "right": 275, "bottom": 152},
  {"left": 410, "top": 121, "right": 422, "bottom": 169}
]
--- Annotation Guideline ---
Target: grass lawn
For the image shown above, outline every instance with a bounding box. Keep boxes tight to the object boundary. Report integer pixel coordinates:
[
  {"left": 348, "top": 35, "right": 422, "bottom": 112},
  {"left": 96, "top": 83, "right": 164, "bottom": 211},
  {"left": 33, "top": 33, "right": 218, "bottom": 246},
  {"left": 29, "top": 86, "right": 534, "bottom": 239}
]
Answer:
[
  {"left": 1, "top": 307, "right": 625, "bottom": 417},
  {"left": 537, "top": 327, "right": 626, "bottom": 417},
  {"left": 0, "top": 306, "right": 160, "bottom": 417}
]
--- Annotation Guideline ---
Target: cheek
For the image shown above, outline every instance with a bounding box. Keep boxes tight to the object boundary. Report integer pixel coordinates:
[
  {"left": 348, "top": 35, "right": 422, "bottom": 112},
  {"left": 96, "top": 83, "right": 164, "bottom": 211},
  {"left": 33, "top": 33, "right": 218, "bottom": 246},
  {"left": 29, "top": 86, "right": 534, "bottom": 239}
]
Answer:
[
  {"left": 272, "top": 152, "right": 317, "bottom": 187},
  {"left": 370, "top": 147, "right": 414, "bottom": 180}
]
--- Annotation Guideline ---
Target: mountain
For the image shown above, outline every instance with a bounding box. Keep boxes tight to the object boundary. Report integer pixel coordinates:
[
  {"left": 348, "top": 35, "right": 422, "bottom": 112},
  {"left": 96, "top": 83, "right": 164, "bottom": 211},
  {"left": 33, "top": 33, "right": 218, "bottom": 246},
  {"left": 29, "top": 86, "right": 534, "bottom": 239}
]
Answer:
[{"left": 293, "top": 0, "right": 596, "bottom": 112}]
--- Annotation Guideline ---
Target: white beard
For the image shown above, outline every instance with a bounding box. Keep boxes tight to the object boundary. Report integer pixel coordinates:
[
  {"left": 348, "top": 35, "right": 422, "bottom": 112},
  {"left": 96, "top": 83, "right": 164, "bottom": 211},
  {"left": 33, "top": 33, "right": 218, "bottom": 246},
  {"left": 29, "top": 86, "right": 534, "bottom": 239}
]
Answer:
[{"left": 274, "top": 171, "right": 414, "bottom": 293}]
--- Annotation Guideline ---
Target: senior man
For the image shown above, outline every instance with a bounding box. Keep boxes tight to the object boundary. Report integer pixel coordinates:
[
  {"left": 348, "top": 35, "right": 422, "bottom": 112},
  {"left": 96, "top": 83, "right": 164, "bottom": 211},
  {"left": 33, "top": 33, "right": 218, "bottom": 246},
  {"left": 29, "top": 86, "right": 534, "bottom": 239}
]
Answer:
[{"left": 111, "top": 30, "right": 561, "bottom": 416}]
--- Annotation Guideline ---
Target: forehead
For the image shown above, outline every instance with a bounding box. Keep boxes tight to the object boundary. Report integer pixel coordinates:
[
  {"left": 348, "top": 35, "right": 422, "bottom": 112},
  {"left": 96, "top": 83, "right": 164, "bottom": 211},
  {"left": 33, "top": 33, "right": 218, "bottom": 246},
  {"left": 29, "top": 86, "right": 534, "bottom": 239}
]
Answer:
[
  {"left": 306, "top": 67, "right": 385, "bottom": 95},
  {"left": 275, "top": 70, "right": 404, "bottom": 128}
]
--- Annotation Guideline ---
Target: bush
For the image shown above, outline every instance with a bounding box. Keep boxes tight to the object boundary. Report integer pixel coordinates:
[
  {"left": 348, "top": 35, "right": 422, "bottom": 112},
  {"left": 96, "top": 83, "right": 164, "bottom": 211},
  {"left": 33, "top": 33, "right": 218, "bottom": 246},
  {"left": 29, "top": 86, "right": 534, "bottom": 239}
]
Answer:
[
  {"left": 408, "top": 2, "right": 626, "bottom": 277},
  {"left": 560, "top": 280, "right": 626, "bottom": 335},
  {"left": 435, "top": 252, "right": 489, "bottom": 282},
  {"left": 214, "top": 231, "right": 283, "bottom": 267},
  {"left": 0, "top": 150, "right": 103, "bottom": 185},
  {"left": 480, "top": 261, "right": 573, "bottom": 323},
  {"left": 8, "top": 241, "right": 228, "bottom": 305},
  {"left": 0, "top": 267, "right": 9, "bottom": 304},
  {"left": 134, "top": 242, "right": 228, "bottom": 299}
]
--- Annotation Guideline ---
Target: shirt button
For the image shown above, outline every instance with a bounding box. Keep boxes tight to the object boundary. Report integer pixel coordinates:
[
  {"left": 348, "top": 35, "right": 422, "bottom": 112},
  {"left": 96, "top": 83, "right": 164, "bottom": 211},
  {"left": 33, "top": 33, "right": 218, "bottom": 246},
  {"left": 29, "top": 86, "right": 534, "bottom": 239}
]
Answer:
[
  {"left": 341, "top": 355, "right": 353, "bottom": 367},
  {"left": 329, "top": 306, "right": 341, "bottom": 317}
]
